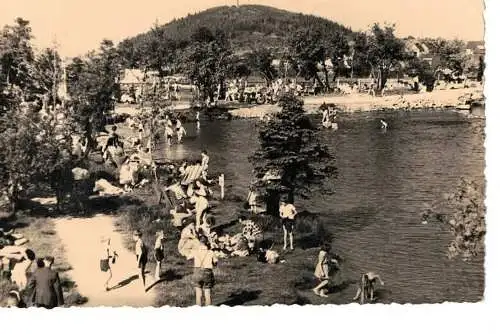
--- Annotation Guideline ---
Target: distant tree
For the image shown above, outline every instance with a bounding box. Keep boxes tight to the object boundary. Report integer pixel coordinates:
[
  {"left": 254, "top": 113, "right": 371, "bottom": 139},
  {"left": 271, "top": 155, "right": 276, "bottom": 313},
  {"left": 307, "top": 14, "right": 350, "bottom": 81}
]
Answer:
[
  {"left": 405, "top": 57, "right": 438, "bottom": 91},
  {"left": 31, "top": 48, "right": 63, "bottom": 108},
  {"left": 248, "top": 48, "right": 277, "bottom": 86},
  {"left": 230, "top": 60, "right": 252, "bottom": 80},
  {"left": 250, "top": 93, "right": 336, "bottom": 215},
  {"left": 324, "top": 30, "right": 351, "bottom": 84},
  {"left": 142, "top": 23, "right": 176, "bottom": 78},
  {"left": 0, "top": 18, "right": 36, "bottom": 113},
  {"left": 289, "top": 29, "right": 326, "bottom": 87},
  {"left": 0, "top": 109, "right": 73, "bottom": 212},
  {"left": 355, "top": 24, "right": 408, "bottom": 91},
  {"left": 422, "top": 178, "right": 485, "bottom": 261},
  {"left": 421, "top": 38, "right": 474, "bottom": 78},
  {"left": 180, "top": 28, "right": 233, "bottom": 103}
]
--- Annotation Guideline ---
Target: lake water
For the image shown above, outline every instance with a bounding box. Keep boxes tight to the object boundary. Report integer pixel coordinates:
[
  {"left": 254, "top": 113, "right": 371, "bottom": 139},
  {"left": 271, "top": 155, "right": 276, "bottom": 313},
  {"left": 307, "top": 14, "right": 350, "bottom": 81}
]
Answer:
[{"left": 156, "top": 109, "right": 485, "bottom": 303}]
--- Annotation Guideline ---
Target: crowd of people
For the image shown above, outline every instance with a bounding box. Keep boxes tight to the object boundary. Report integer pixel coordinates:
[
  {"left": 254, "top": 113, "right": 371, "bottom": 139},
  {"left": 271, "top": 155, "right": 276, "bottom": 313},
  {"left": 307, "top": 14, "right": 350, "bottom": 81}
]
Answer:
[
  {"left": 1, "top": 102, "right": 390, "bottom": 308},
  {"left": 0, "top": 245, "right": 65, "bottom": 308}
]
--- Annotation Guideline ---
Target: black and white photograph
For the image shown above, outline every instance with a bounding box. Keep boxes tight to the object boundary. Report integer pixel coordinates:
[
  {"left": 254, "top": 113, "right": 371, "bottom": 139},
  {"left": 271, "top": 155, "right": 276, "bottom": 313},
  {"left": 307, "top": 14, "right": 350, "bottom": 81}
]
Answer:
[{"left": 0, "top": 0, "right": 489, "bottom": 310}]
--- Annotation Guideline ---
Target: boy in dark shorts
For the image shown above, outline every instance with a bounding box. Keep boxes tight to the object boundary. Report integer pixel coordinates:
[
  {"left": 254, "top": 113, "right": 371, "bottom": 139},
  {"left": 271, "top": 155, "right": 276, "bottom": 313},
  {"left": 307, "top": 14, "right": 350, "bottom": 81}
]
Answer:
[
  {"left": 133, "top": 230, "right": 148, "bottom": 291},
  {"left": 279, "top": 200, "right": 297, "bottom": 250}
]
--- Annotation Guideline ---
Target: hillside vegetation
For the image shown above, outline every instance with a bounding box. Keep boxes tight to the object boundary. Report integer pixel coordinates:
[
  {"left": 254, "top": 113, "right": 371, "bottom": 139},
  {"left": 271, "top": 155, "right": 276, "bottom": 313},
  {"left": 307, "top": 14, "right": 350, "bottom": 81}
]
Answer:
[{"left": 118, "top": 5, "right": 354, "bottom": 66}]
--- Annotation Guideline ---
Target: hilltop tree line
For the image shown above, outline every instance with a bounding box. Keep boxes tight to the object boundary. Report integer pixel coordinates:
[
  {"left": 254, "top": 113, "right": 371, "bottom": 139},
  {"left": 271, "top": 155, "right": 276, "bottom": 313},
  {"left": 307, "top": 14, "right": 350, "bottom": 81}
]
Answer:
[{"left": 112, "top": 6, "right": 482, "bottom": 101}]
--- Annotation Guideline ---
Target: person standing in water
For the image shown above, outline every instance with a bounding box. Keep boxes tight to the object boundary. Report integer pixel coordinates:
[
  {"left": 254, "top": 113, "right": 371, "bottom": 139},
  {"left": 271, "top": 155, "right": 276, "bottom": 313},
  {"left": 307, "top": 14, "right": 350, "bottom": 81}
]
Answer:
[
  {"left": 165, "top": 124, "right": 174, "bottom": 146},
  {"left": 133, "top": 230, "right": 148, "bottom": 291},
  {"left": 177, "top": 123, "right": 187, "bottom": 143},
  {"left": 279, "top": 200, "right": 297, "bottom": 250}
]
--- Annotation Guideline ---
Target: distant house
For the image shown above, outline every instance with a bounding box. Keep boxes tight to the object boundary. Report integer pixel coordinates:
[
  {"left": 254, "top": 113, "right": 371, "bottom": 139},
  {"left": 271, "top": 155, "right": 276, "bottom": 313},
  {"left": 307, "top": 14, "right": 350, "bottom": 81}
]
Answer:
[
  {"left": 119, "top": 69, "right": 160, "bottom": 91},
  {"left": 466, "top": 41, "right": 485, "bottom": 64}
]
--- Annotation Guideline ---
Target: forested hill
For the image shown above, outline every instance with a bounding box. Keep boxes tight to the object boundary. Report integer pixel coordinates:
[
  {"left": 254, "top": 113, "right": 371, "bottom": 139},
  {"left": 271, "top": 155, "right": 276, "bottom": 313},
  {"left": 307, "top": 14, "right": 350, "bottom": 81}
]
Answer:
[{"left": 118, "top": 5, "right": 353, "bottom": 59}]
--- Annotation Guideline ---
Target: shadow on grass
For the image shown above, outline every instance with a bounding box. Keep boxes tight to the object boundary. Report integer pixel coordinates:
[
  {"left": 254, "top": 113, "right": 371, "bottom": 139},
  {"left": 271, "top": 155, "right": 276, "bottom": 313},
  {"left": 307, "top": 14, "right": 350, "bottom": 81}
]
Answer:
[
  {"left": 145, "top": 269, "right": 184, "bottom": 292},
  {"left": 218, "top": 289, "right": 262, "bottom": 306},
  {"left": 12, "top": 195, "right": 144, "bottom": 220}
]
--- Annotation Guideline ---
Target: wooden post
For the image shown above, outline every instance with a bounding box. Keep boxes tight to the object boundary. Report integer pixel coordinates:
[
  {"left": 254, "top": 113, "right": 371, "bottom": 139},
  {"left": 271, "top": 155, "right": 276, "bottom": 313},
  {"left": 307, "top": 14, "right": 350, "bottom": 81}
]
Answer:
[{"left": 218, "top": 174, "right": 225, "bottom": 200}]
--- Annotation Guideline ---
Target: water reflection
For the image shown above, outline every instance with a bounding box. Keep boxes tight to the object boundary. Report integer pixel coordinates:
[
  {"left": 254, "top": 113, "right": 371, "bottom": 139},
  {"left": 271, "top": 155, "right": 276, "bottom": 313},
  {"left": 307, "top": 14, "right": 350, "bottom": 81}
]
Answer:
[{"left": 151, "top": 109, "right": 484, "bottom": 303}]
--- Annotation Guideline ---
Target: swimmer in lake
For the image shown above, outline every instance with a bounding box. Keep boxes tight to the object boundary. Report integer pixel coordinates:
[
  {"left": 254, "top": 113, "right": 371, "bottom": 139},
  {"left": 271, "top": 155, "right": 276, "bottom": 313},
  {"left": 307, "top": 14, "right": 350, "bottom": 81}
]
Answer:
[{"left": 380, "top": 120, "right": 388, "bottom": 130}]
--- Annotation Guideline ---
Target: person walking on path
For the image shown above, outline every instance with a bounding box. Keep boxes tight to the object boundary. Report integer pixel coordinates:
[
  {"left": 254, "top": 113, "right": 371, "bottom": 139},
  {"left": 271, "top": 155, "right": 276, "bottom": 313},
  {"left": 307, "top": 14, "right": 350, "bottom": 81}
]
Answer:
[
  {"left": 133, "top": 230, "right": 148, "bottom": 291},
  {"left": 279, "top": 200, "right": 297, "bottom": 250},
  {"left": 27, "top": 256, "right": 64, "bottom": 308},
  {"left": 154, "top": 231, "right": 165, "bottom": 281},
  {"left": 192, "top": 235, "right": 218, "bottom": 306},
  {"left": 100, "top": 236, "right": 117, "bottom": 291}
]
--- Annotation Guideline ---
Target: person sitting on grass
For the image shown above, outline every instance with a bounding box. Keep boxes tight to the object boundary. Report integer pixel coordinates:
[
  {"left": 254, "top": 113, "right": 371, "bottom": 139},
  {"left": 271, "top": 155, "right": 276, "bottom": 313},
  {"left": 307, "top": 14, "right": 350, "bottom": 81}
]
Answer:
[{"left": 5, "top": 290, "right": 26, "bottom": 308}]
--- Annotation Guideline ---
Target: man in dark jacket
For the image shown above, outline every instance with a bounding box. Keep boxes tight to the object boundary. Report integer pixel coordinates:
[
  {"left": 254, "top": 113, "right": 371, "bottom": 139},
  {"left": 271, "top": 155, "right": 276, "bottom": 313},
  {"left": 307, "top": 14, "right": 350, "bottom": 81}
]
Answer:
[{"left": 27, "top": 256, "right": 64, "bottom": 308}]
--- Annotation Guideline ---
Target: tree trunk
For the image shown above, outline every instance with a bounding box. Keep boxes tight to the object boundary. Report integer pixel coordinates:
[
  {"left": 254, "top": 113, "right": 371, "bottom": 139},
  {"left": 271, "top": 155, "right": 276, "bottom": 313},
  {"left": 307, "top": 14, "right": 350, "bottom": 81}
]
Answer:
[
  {"left": 266, "top": 190, "right": 280, "bottom": 217},
  {"left": 322, "top": 61, "right": 330, "bottom": 91}
]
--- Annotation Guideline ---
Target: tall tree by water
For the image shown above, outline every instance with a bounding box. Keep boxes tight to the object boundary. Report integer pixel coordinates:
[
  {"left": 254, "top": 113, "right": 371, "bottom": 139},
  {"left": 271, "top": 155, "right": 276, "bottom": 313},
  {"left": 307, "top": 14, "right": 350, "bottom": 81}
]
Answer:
[
  {"left": 250, "top": 94, "right": 336, "bottom": 215},
  {"left": 289, "top": 29, "right": 326, "bottom": 87},
  {"left": 180, "top": 28, "right": 233, "bottom": 103},
  {"left": 248, "top": 48, "right": 277, "bottom": 86},
  {"left": 355, "top": 23, "right": 408, "bottom": 91}
]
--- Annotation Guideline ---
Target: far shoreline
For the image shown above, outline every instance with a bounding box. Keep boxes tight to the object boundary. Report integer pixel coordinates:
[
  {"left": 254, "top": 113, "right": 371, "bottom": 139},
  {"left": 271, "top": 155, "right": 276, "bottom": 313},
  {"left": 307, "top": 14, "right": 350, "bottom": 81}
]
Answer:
[{"left": 227, "top": 86, "right": 484, "bottom": 118}]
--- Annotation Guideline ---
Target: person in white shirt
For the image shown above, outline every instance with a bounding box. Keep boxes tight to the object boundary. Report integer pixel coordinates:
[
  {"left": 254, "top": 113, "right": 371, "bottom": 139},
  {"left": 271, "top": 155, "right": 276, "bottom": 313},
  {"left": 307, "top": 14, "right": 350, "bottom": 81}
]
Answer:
[
  {"left": 190, "top": 193, "right": 209, "bottom": 230},
  {"left": 279, "top": 200, "right": 297, "bottom": 250},
  {"left": 192, "top": 235, "right": 218, "bottom": 306},
  {"left": 177, "top": 125, "right": 187, "bottom": 143},
  {"left": 154, "top": 231, "right": 165, "bottom": 281},
  {"left": 133, "top": 230, "right": 148, "bottom": 291},
  {"left": 201, "top": 150, "right": 209, "bottom": 171}
]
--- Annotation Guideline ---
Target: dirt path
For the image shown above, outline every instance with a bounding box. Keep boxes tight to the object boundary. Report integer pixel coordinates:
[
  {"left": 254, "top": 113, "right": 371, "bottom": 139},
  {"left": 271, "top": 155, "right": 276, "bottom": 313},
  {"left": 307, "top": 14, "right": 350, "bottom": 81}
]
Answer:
[{"left": 53, "top": 214, "right": 156, "bottom": 307}]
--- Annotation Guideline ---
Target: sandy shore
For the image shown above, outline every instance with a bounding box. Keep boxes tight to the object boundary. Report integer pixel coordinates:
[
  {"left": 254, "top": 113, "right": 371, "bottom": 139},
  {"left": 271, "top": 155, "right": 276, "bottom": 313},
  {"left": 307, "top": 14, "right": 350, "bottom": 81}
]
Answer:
[{"left": 229, "top": 87, "right": 483, "bottom": 118}]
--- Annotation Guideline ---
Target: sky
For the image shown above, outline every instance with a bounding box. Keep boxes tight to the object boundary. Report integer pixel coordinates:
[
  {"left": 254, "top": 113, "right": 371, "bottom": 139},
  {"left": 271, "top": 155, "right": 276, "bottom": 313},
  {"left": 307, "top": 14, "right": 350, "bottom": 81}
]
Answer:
[{"left": 1, "top": 0, "right": 485, "bottom": 57}]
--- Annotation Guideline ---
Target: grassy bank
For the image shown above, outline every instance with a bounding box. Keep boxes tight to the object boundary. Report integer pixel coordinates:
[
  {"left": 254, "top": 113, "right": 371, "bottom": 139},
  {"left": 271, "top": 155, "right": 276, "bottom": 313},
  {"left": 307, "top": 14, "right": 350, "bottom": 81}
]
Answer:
[
  {"left": 111, "top": 185, "right": 364, "bottom": 307},
  {"left": 0, "top": 213, "right": 87, "bottom": 307}
]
